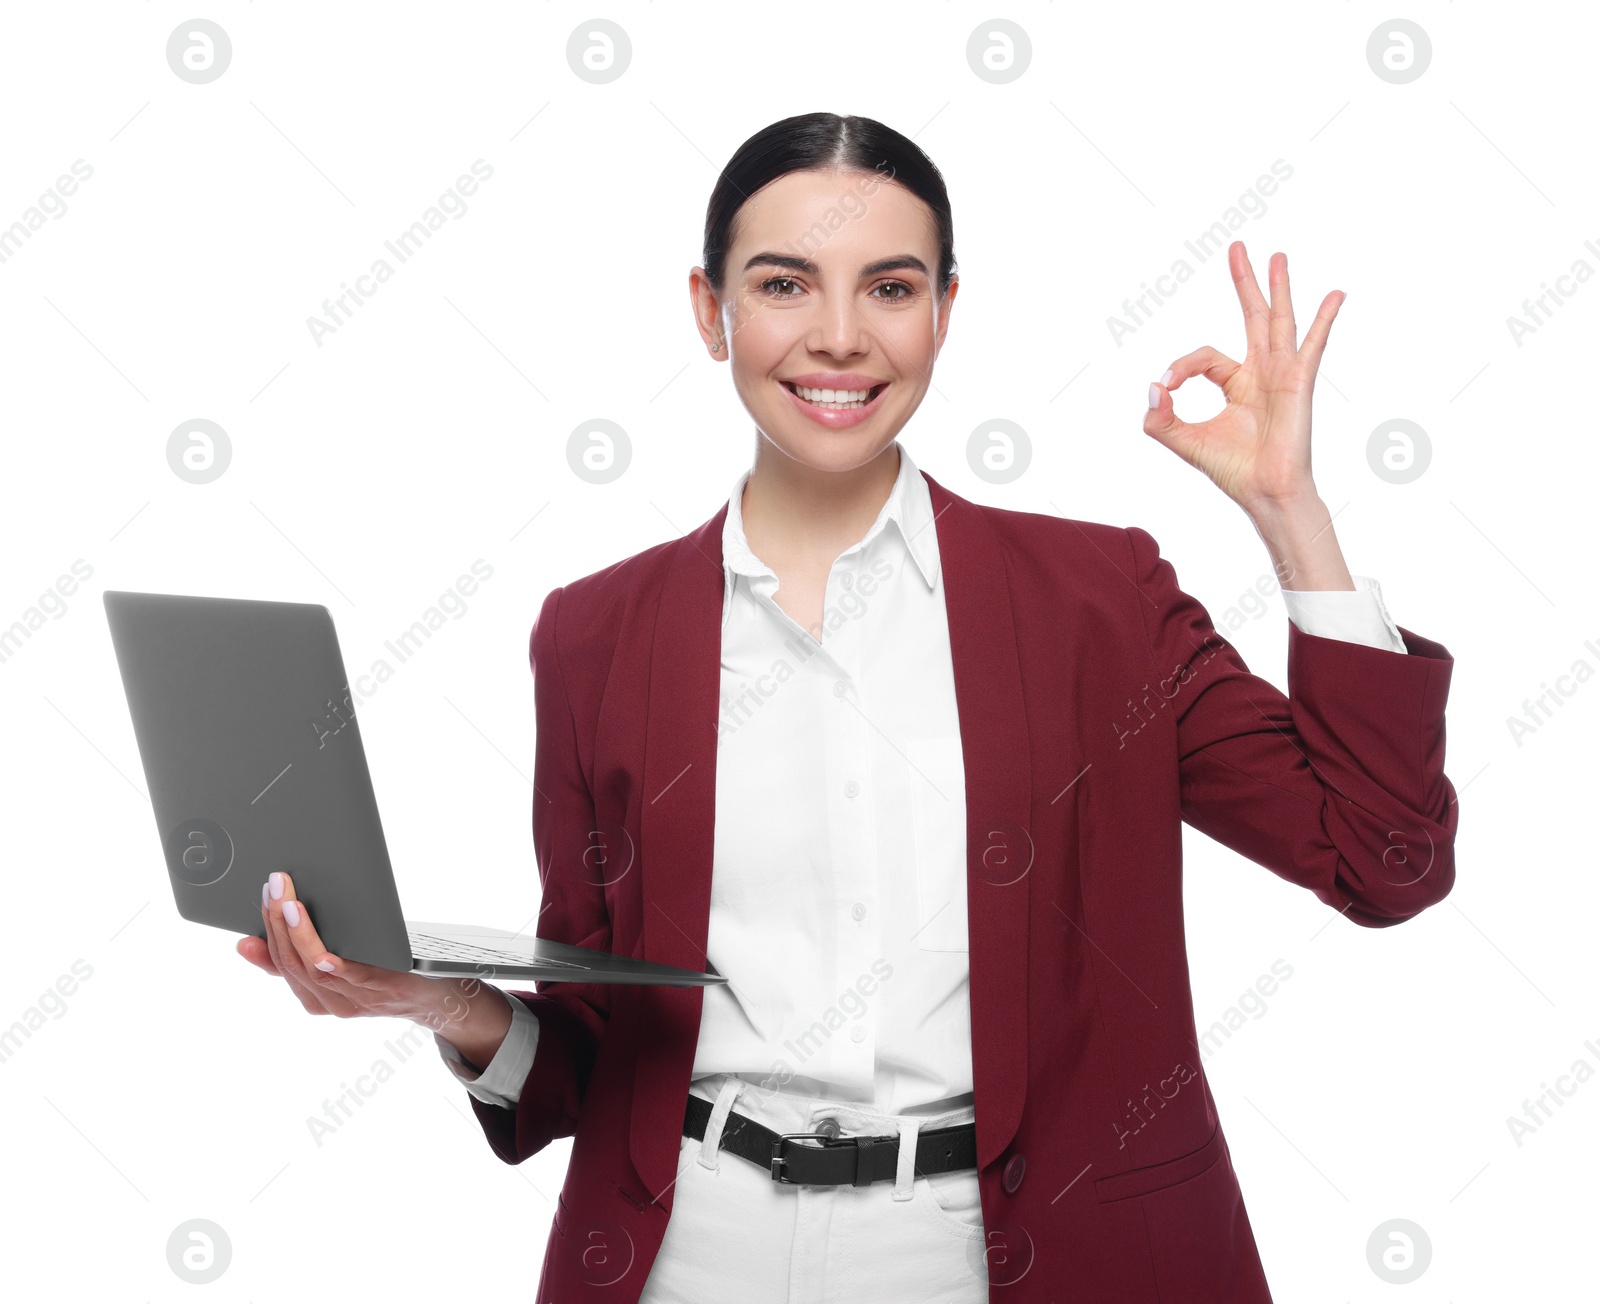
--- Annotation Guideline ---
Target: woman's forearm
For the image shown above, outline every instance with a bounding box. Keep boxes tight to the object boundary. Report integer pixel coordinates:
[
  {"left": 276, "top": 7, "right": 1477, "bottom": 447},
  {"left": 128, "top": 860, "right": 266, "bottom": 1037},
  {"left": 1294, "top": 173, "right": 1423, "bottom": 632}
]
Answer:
[
  {"left": 1245, "top": 491, "right": 1356, "bottom": 592},
  {"left": 409, "top": 976, "right": 514, "bottom": 1072}
]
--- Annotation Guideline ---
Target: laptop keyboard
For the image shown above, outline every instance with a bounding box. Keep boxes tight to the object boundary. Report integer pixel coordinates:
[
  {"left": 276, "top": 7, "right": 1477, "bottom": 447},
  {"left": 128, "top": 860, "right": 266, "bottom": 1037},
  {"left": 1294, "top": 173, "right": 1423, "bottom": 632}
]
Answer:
[{"left": 407, "top": 930, "right": 589, "bottom": 969}]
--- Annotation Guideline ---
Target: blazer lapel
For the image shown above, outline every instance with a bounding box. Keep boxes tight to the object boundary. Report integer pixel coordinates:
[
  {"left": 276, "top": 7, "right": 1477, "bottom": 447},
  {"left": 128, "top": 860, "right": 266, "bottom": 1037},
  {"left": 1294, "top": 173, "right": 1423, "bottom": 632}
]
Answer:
[
  {"left": 630, "top": 505, "right": 727, "bottom": 1200},
  {"left": 923, "top": 470, "right": 1033, "bottom": 1172},
  {"left": 628, "top": 471, "right": 1034, "bottom": 1200}
]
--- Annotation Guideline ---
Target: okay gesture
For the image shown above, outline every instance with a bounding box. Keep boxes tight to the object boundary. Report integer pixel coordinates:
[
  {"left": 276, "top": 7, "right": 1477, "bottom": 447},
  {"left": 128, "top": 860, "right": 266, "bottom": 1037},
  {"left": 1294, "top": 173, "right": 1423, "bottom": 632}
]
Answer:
[{"left": 1143, "top": 240, "right": 1344, "bottom": 513}]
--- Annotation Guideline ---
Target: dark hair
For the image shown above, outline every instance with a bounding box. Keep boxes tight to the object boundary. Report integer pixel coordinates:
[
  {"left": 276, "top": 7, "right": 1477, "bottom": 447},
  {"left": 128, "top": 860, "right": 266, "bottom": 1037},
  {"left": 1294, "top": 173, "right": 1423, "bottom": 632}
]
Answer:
[{"left": 702, "top": 112, "right": 957, "bottom": 300}]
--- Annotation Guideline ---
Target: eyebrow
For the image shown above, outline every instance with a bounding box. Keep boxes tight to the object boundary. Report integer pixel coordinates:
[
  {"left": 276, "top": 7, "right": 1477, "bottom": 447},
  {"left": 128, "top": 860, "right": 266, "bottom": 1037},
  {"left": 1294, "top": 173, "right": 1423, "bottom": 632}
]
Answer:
[{"left": 741, "top": 252, "right": 930, "bottom": 279}]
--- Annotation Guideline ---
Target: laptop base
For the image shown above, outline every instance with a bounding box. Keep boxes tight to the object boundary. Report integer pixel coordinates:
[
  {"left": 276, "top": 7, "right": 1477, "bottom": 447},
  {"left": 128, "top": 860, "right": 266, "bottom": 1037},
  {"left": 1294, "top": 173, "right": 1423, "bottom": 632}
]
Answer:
[{"left": 405, "top": 920, "right": 724, "bottom": 985}]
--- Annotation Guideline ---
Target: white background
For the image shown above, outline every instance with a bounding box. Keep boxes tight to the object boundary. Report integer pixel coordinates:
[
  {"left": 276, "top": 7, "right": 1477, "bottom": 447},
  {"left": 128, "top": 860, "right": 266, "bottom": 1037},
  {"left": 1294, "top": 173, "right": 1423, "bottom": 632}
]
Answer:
[{"left": 1, "top": 2, "right": 1593, "bottom": 1298}]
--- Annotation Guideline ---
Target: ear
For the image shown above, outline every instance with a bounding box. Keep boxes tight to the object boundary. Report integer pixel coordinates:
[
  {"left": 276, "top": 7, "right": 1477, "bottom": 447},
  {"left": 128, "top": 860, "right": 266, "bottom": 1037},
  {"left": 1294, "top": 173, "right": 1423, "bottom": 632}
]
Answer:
[
  {"left": 687, "top": 266, "right": 724, "bottom": 355},
  {"left": 934, "top": 275, "right": 959, "bottom": 353}
]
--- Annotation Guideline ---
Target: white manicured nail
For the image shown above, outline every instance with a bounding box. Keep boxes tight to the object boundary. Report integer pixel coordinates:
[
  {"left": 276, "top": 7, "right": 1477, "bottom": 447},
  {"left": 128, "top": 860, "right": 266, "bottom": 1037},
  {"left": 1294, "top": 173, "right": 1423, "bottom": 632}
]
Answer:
[
  {"left": 1159, "top": 368, "right": 1174, "bottom": 386},
  {"left": 315, "top": 959, "right": 336, "bottom": 973},
  {"left": 268, "top": 872, "right": 284, "bottom": 900},
  {"left": 282, "top": 899, "right": 301, "bottom": 927},
  {"left": 1148, "top": 383, "right": 1161, "bottom": 409}
]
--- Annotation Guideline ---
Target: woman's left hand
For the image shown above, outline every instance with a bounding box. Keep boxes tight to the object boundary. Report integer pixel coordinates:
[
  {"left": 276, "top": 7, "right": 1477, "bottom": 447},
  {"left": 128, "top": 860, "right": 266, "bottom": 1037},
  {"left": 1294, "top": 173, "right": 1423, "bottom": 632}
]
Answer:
[{"left": 1143, "top": 241, "right": 1343, "bottom": 513}]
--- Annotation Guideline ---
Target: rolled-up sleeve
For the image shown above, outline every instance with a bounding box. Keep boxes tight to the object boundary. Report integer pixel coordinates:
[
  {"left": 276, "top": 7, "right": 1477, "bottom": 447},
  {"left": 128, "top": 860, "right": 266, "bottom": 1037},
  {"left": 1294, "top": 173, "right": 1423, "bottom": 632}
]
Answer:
[{"left": 1128, "top": 526, "right": 1457, "bottom": 927}]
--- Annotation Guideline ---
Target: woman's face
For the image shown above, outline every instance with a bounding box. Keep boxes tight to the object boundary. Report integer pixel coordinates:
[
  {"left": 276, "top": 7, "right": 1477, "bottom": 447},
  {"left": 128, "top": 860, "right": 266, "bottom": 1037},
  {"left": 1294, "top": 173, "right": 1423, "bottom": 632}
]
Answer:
[{"left": 695, "top": 167, "right": 957, "bottom": 474}]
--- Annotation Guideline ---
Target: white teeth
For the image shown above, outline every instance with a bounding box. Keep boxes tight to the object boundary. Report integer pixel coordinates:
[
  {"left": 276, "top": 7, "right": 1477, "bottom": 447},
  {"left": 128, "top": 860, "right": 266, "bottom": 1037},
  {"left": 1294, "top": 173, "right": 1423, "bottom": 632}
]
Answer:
[
  {"left": 794, "top": 384, "right": 873, "bottom": 403},
  {"left": 789, "top": 382, "right": 879, "bottom": 410}
]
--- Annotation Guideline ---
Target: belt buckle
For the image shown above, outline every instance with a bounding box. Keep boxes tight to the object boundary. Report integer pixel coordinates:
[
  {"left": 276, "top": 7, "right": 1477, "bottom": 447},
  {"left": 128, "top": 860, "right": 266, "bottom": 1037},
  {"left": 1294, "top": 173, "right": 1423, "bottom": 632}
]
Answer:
[{"left": 770, "top": 1131, "right": 853, "bottom": 1185}]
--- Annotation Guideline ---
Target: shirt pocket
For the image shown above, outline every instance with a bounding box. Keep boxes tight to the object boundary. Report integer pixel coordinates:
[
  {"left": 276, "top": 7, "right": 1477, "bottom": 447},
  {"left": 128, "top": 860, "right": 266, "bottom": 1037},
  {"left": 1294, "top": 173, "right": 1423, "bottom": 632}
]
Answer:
[{"left": 906, "top": 736, "right": 969, "bottom": 952}]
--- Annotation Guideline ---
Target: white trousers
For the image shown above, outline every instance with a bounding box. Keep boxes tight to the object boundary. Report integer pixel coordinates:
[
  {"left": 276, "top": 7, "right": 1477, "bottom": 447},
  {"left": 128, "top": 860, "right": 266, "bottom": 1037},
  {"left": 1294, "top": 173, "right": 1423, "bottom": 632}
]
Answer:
[{"left": 638, "top": 1071, "right": 989, "bottom": 1304}]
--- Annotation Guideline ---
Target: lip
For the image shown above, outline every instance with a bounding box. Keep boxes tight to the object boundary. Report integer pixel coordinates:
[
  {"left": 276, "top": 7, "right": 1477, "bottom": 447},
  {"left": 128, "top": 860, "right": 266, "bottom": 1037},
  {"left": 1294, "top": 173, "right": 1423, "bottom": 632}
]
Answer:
[
  {"left": 781, "top": 372, "right": 890, "bottom": 390},
  {"left": 779, "top": 378, "right": 890, "bottom": 430}
]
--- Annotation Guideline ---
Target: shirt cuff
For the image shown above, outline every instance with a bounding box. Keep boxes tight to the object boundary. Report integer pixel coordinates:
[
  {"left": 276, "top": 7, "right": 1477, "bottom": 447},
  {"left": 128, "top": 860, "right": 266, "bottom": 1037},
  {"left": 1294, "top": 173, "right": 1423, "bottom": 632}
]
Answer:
[
  {"left": 434, "top": 992, "right": 540, "bottom": 1109},
  {"left": 1280, "top": 574, "right": 1407, "bottom": 654}
]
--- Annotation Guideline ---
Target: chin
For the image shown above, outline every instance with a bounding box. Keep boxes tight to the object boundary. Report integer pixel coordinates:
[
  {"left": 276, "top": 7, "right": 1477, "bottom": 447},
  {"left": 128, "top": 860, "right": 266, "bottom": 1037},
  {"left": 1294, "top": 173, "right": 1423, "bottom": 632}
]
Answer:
[{"left": 758, "top": 422, "right": 902, "bottom": 475}]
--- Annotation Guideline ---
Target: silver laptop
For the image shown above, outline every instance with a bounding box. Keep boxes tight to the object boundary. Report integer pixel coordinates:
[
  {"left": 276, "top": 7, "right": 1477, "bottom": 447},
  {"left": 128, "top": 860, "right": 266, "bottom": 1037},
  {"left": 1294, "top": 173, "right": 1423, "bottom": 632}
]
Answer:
[{"left": 103, "top": 589, "right": 725, "bottom": 988}]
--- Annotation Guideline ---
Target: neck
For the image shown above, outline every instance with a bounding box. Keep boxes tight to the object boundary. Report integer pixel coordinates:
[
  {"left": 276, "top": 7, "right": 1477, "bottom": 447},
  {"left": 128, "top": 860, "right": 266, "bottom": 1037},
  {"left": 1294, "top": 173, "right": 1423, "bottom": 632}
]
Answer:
[{"left": 740, "top": 437, "right": 902, "bottom": 569}]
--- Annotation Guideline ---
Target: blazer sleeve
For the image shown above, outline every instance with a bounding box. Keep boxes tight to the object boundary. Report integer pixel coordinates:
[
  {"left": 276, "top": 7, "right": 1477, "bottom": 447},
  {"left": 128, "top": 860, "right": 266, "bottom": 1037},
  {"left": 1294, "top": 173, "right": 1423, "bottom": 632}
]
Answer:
[
  {"left": 1126, "top": 526, "right": 1458, "bottom": 927},
  {"left": 465, "top": 583, "right": 615, "bottom": 1162}
]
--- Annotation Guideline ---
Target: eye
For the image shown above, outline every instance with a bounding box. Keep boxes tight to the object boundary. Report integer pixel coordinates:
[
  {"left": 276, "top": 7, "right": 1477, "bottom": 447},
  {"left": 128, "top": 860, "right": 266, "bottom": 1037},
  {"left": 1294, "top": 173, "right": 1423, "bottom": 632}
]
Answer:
[
  {"left": 759, "top": 276, "right": 802, "bottom": 297},
  {"left": 871, "top": 280, "right": 917, "bottom": 302}
]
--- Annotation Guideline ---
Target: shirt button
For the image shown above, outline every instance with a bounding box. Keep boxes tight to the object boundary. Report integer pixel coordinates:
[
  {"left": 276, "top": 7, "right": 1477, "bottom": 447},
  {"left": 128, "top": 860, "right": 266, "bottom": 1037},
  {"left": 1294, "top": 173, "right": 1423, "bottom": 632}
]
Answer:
[
  {"left": 1002, "top": 1153, "right": 1027, "bottom": 1194},
  {"left": 851, "top": 902, "right": 866, "bottom": 921},
  {"left": 844, "top": 779, "right": 860, "bottom": 798},
  {"left": 833, "top": 680, "right": 849, "bottom": 698},
  {"left": 815, "top": 1116, "right": 842, "bottom": 1140},
  {"left": 851, "top": 1025, "right": 866, "bottom": 1043}
]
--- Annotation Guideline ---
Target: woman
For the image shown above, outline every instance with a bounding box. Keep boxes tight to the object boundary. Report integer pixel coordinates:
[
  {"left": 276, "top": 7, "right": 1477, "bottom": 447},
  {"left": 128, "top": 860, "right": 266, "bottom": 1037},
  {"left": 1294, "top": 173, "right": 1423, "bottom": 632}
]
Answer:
[{"left": 240, "top": 113, "right": 1457, "bottom": 1302}]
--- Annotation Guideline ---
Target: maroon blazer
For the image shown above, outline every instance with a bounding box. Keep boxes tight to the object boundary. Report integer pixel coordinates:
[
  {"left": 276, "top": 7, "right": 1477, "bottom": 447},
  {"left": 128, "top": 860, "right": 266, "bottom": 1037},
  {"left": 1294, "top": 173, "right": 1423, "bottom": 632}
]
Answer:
[{"left": 465, "top": 469, "right": 1457, "bottom": 1302}]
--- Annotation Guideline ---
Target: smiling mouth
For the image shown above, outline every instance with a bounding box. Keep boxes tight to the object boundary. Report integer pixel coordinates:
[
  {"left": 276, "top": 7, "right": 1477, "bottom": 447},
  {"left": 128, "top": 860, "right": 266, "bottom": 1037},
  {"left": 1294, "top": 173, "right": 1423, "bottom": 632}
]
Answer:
[{"left": 781, "top": 381, "right": 887, "bottom": 410}]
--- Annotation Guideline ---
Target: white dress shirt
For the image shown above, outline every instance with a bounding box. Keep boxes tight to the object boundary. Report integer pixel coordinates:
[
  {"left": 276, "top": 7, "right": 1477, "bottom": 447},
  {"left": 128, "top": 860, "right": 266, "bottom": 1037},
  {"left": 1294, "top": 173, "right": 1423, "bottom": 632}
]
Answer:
[{"left": 437, "top": 442, "right": 1407, "bottom": 1107}]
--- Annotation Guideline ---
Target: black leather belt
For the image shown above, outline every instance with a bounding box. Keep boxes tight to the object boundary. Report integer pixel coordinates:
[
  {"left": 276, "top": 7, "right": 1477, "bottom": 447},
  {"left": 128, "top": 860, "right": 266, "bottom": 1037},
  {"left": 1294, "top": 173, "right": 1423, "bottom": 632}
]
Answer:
[{"left": 683, "top": 1092, "right": 979, "bottom": 1186}]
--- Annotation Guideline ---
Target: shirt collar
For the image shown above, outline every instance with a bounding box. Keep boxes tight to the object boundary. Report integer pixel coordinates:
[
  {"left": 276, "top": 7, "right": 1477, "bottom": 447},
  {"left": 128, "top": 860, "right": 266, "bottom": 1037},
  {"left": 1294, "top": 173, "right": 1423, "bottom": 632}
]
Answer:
[{"left": 721, "top": 440, "right": 941, "bottom": 617}]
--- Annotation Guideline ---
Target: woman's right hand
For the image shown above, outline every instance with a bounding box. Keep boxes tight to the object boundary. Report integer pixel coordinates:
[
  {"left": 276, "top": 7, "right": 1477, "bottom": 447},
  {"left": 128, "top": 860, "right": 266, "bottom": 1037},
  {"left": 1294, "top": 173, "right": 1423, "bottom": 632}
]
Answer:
[{"left": 237, "top": 870, "right": 442, "bottom": 1024}]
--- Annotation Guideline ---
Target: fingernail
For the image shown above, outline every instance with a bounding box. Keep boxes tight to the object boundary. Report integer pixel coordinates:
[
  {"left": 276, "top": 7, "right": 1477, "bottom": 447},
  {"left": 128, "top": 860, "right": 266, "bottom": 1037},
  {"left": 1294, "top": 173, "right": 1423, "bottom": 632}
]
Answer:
[
  {"left": 1148, "top": 383, "right": 1161, "bottom": 409},
  {"left": 262, "top": 881, "right": 269, "bottom": 909},
  {"left": 282, "top": 899, "right": 301, "bottom": 927},
  {"left": 314, "top": 958, "right": 336, "bottom": 973},
  {"left": 268, "top": 872, "right": 284, "bottom": 900},
  {"left": 1159, "top": 368, "right": 1174, "bottom": 386}
]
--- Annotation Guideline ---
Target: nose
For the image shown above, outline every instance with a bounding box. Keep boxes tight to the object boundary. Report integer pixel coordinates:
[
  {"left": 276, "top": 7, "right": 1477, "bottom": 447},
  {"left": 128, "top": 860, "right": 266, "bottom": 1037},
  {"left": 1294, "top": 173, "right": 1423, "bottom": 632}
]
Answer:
[{"left": 809, "top": 297, "right": 869, "bottom": 359}]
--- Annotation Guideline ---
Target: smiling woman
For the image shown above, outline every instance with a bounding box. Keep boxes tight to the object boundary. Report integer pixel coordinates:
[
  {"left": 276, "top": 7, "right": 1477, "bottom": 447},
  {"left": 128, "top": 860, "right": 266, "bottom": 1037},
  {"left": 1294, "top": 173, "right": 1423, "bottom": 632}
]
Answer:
[{"left": 243, "top": 110, "right": 1458, "bottom": 1304}]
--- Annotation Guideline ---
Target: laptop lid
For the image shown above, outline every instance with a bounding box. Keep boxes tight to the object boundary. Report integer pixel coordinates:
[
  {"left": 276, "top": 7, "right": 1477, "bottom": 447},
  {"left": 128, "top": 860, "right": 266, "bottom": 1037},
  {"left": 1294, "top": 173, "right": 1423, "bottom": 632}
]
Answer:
[{"left": 105, "top": 589, "right": 417, "bottom": 970}]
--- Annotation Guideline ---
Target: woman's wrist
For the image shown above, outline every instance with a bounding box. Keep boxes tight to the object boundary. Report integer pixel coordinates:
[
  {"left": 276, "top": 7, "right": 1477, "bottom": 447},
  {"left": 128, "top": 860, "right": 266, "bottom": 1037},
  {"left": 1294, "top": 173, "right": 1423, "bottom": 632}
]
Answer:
[
  {"left": 1243, "top": 490, "right": 1356, "bottom": 592},
  {"left": 406, "top": 976, "right": 514, "bottom": 1070}
]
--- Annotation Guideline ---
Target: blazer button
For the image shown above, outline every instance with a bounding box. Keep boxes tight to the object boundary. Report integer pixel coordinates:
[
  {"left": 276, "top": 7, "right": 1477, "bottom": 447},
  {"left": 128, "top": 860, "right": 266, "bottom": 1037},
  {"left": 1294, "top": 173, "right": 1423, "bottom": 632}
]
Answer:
[{"left": 1002, "top": 1153, "right": 1026, "bottom": 1194}]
